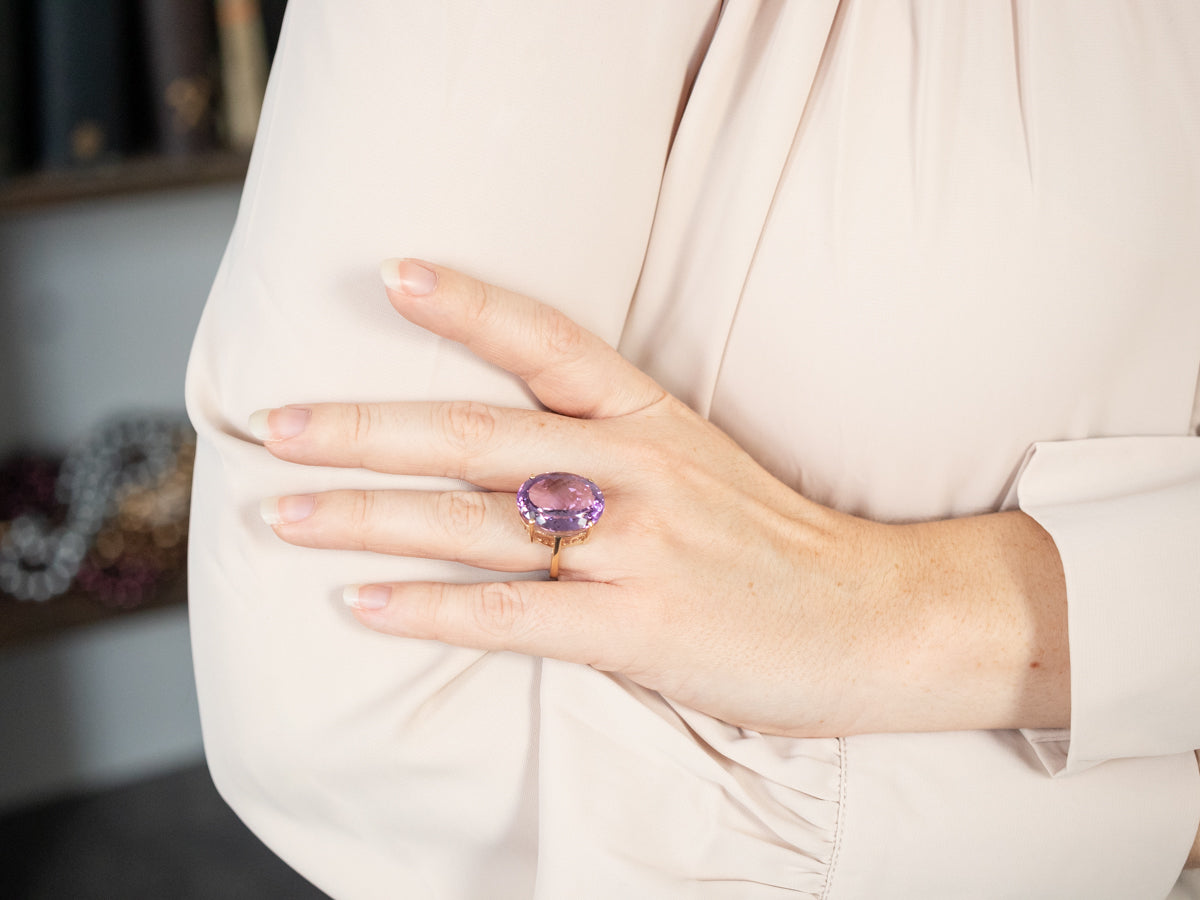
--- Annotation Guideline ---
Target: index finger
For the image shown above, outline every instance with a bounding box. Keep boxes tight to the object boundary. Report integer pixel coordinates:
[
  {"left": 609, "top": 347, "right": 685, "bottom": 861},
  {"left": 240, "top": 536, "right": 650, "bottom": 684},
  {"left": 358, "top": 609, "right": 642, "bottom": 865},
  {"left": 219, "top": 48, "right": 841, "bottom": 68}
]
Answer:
[{"left": 380, "top": 259, "right": 664, "bottom": 420}]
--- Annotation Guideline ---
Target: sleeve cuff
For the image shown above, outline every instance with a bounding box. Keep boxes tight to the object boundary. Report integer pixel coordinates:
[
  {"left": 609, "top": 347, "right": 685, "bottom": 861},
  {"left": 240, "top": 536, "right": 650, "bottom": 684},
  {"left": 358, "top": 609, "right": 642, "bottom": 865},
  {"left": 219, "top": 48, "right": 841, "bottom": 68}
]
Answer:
[{"left": 1014, "top": 436, "right": 1200, "bottom": 776}]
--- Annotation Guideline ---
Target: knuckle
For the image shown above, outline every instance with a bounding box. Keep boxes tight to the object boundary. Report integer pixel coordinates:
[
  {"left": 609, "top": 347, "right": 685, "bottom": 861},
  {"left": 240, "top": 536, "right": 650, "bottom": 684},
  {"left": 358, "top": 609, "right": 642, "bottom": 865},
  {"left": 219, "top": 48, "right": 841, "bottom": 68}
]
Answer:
[
  {"left": 462, "top": 279, "right": 494, "bottom": 328},
  {"left": 440, "top": 400, "right": 497, "bottom": 451},
  {"left": 622, "top": 505, "right": 669, "bottom": 543},
  {"left": 348, "top": 491, "right": 379, "bottom": 549},
  {"left": 537, "top": 305, "right": 586, "bottom": 360},
  {"left": 471, "top": 582, "right": 527, "bottom": 638},
  {"left": 350, "top": 403, "right": 380, "bottom": 444},
  {"left": 636, "top": 436, "right": 675, "bottom": 474},
  {"left": 435, "top": 491, "right": 489, "bottom": 539},
  {"left": 589, "top": 592, "right": 658, "bottom": 675},
  {"left": 627, "top": 431, "right": 681, "bottom": 484}
]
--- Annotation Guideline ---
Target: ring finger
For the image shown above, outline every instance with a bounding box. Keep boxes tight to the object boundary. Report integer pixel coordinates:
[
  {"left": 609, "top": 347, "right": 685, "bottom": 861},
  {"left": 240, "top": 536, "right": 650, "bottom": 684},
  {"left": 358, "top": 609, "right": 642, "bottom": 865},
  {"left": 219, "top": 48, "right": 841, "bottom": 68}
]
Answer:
[{"left": 260, "top": 488, "right": 602, "bottom": 575}]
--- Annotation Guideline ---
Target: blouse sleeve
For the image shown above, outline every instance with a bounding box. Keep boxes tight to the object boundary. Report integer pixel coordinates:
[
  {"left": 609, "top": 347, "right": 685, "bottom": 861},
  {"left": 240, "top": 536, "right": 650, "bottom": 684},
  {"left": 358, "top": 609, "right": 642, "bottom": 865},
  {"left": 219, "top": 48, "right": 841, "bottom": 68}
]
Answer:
[
  {"left": 1018, "top": 378, "right": 1200, "bottom": 776},
  {"left": 184, "top": 3, "right": 720, "bottom": 896}
]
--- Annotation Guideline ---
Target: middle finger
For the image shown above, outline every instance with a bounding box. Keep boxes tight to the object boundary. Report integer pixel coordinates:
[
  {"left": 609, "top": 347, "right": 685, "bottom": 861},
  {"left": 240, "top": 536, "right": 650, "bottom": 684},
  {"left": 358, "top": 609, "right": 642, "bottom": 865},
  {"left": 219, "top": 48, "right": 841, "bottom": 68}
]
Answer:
[{"left": 252, "top": 401, "right": 606, "bottom": 490}]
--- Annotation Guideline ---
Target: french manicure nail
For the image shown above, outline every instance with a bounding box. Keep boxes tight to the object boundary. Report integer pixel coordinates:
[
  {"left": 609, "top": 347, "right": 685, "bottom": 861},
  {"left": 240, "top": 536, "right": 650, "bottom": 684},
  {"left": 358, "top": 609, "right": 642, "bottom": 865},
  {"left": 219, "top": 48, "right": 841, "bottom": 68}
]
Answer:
[
  {"left": 380, "top": 258, "right": 437, "bottom": 297},
  {"left": 343, "top": 584, "right": 391, "bottom": 611},
  {"left": 249, "top": 406, "right": 311, "bottom": 441},
  {"left": 259, "top": 495, "right": 315, "bottom": 526}
]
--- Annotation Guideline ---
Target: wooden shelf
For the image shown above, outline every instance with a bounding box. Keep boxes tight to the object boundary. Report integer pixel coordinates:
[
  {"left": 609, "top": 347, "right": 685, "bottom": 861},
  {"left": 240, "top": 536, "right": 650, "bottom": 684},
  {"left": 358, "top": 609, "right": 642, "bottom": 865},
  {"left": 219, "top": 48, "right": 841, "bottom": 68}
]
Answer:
[
  {"left": 0, "top": 151, "right": 250, "bottom": 212},
  {"left": 0, "top": 574, "right": 187, "bottom": 651}
]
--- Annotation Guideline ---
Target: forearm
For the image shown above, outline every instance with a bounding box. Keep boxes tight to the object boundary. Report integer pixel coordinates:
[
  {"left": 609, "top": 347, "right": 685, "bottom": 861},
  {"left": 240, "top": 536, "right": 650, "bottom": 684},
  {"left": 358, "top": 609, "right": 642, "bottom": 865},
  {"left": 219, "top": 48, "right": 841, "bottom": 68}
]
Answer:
[
  {"left": 855, "top": 509, "right": 1070, "bottom": 734},
  {"left": 856, "top": 513, "right": 1200, "bottom": 873}
]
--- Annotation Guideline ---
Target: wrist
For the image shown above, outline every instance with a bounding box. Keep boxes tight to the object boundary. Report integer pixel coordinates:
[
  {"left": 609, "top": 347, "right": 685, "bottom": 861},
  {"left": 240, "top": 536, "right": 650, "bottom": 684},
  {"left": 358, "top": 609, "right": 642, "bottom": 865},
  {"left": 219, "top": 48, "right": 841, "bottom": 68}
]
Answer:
[
  {"left": 841, "top": 511, "right": 1070, "bottom": 735},
  {"left": 797, "top": 510, "right": 931, "bottom": 735}
]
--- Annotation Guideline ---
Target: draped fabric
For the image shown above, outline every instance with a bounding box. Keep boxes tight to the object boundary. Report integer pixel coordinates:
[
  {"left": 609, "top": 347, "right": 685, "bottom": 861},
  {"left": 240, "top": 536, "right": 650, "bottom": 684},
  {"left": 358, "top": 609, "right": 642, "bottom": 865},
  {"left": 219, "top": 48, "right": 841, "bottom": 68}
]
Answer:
[{"left": 186, "top": 3, "right": 1200, "bottom": 896}]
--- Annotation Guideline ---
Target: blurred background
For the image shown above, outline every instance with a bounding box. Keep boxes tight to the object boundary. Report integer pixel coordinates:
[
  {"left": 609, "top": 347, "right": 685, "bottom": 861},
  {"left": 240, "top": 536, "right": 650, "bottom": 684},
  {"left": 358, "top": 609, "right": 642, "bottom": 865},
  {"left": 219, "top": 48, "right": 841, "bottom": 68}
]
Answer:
[{"left": 1, "top": 1, "right": 326, "bottom": 896}]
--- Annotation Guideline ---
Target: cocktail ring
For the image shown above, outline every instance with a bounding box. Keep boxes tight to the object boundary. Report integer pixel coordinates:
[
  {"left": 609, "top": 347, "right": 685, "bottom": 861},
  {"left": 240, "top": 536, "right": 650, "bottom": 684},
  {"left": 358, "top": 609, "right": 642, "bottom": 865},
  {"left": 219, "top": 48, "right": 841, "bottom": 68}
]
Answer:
[{"left": 516, "top": 472, "right": 604, "bottom": 579}]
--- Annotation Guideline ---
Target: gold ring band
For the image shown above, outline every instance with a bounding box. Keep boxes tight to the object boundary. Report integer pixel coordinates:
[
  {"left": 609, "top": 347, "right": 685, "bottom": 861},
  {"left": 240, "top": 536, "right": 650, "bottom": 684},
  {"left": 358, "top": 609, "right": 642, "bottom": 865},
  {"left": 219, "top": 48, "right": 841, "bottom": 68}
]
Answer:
[{"left": 526, "top": 524, "right": 591, "bottom": 580}]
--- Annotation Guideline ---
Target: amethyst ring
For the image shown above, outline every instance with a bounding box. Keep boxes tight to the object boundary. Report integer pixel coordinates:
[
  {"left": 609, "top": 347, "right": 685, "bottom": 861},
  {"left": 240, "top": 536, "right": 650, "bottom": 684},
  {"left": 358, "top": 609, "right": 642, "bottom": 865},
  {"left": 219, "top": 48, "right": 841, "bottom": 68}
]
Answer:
[{"left": 516, "top": 472, "right": 604, "bottom": 580}]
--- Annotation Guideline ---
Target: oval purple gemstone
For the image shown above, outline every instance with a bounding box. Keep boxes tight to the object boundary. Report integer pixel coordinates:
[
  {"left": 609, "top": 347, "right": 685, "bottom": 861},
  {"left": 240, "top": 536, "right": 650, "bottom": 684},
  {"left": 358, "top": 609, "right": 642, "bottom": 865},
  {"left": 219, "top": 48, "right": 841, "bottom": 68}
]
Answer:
[{"left": 516, "top": 472, "right": 604, "bottom": 534}]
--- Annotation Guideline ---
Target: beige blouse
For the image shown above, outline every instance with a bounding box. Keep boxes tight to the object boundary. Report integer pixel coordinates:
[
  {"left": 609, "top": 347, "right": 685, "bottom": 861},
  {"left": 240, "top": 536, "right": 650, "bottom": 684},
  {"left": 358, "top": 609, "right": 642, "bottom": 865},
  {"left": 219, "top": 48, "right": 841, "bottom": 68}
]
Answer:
[{"left": 186, "top": 2, "right": 1200, "bottom": 896}]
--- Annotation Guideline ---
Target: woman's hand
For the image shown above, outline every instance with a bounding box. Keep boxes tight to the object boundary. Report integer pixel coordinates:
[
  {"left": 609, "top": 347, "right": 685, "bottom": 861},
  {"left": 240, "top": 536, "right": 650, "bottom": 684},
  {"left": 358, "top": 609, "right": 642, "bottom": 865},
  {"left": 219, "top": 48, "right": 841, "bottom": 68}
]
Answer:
[{"left": 251, "top": 260, "right": 1070, "bottom": 738}]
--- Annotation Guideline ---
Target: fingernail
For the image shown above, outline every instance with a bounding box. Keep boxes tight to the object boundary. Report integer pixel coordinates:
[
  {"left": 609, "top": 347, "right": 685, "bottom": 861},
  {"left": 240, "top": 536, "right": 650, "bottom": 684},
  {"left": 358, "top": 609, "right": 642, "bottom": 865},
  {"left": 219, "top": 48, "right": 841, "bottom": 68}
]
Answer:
[
  {"left": 343, "top": 584, "right": 391, "bottom": 611},
  {"left": 249, "top": 406, "right": 310, "bottom": 441},
  {"left": 259, "top": 495, "right": 315, "bottom": 526},
  {"left": 380, "top": 258, "right": 437, "bottom": 297}
]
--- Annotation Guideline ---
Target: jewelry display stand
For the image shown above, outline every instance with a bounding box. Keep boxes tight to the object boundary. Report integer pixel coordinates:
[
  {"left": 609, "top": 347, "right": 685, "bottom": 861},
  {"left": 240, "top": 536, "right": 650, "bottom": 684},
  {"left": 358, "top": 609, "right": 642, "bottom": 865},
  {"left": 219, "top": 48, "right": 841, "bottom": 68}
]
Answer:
[{"left": 0, "top": 153, "right": 247, "bottom": 650}]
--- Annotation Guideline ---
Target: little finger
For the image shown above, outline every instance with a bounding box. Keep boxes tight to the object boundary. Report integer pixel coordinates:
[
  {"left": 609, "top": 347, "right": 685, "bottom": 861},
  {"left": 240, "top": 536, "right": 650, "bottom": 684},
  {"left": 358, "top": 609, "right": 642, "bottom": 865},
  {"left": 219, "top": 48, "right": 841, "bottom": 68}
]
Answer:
[{"left": 343, "top": 579, "right": 638, "bottom": 672}]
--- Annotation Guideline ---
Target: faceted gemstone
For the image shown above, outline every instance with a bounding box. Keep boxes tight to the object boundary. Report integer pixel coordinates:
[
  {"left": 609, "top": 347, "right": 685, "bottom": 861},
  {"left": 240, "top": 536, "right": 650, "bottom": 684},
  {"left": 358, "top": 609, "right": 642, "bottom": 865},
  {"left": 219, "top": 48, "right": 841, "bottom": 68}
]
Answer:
[{"left": 516, "top": 472, "right": 604, "bottom": 534}]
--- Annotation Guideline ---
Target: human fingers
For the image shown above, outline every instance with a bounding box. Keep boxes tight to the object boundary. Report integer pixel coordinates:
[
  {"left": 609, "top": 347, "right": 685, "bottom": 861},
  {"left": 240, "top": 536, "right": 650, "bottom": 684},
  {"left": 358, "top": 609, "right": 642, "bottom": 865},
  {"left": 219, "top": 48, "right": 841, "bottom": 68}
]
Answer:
[
  {"left": 260, "top": 488, "right": 605, "bottom": 575},
  {"left": 342, "top": 579, "right": 641, "bottom": 673},
  {"left": 379, "top": 259, "right": 664, "bottom": 419},
  {"left": 248, "top": 401, "right": 610, "bottom": 490}
]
